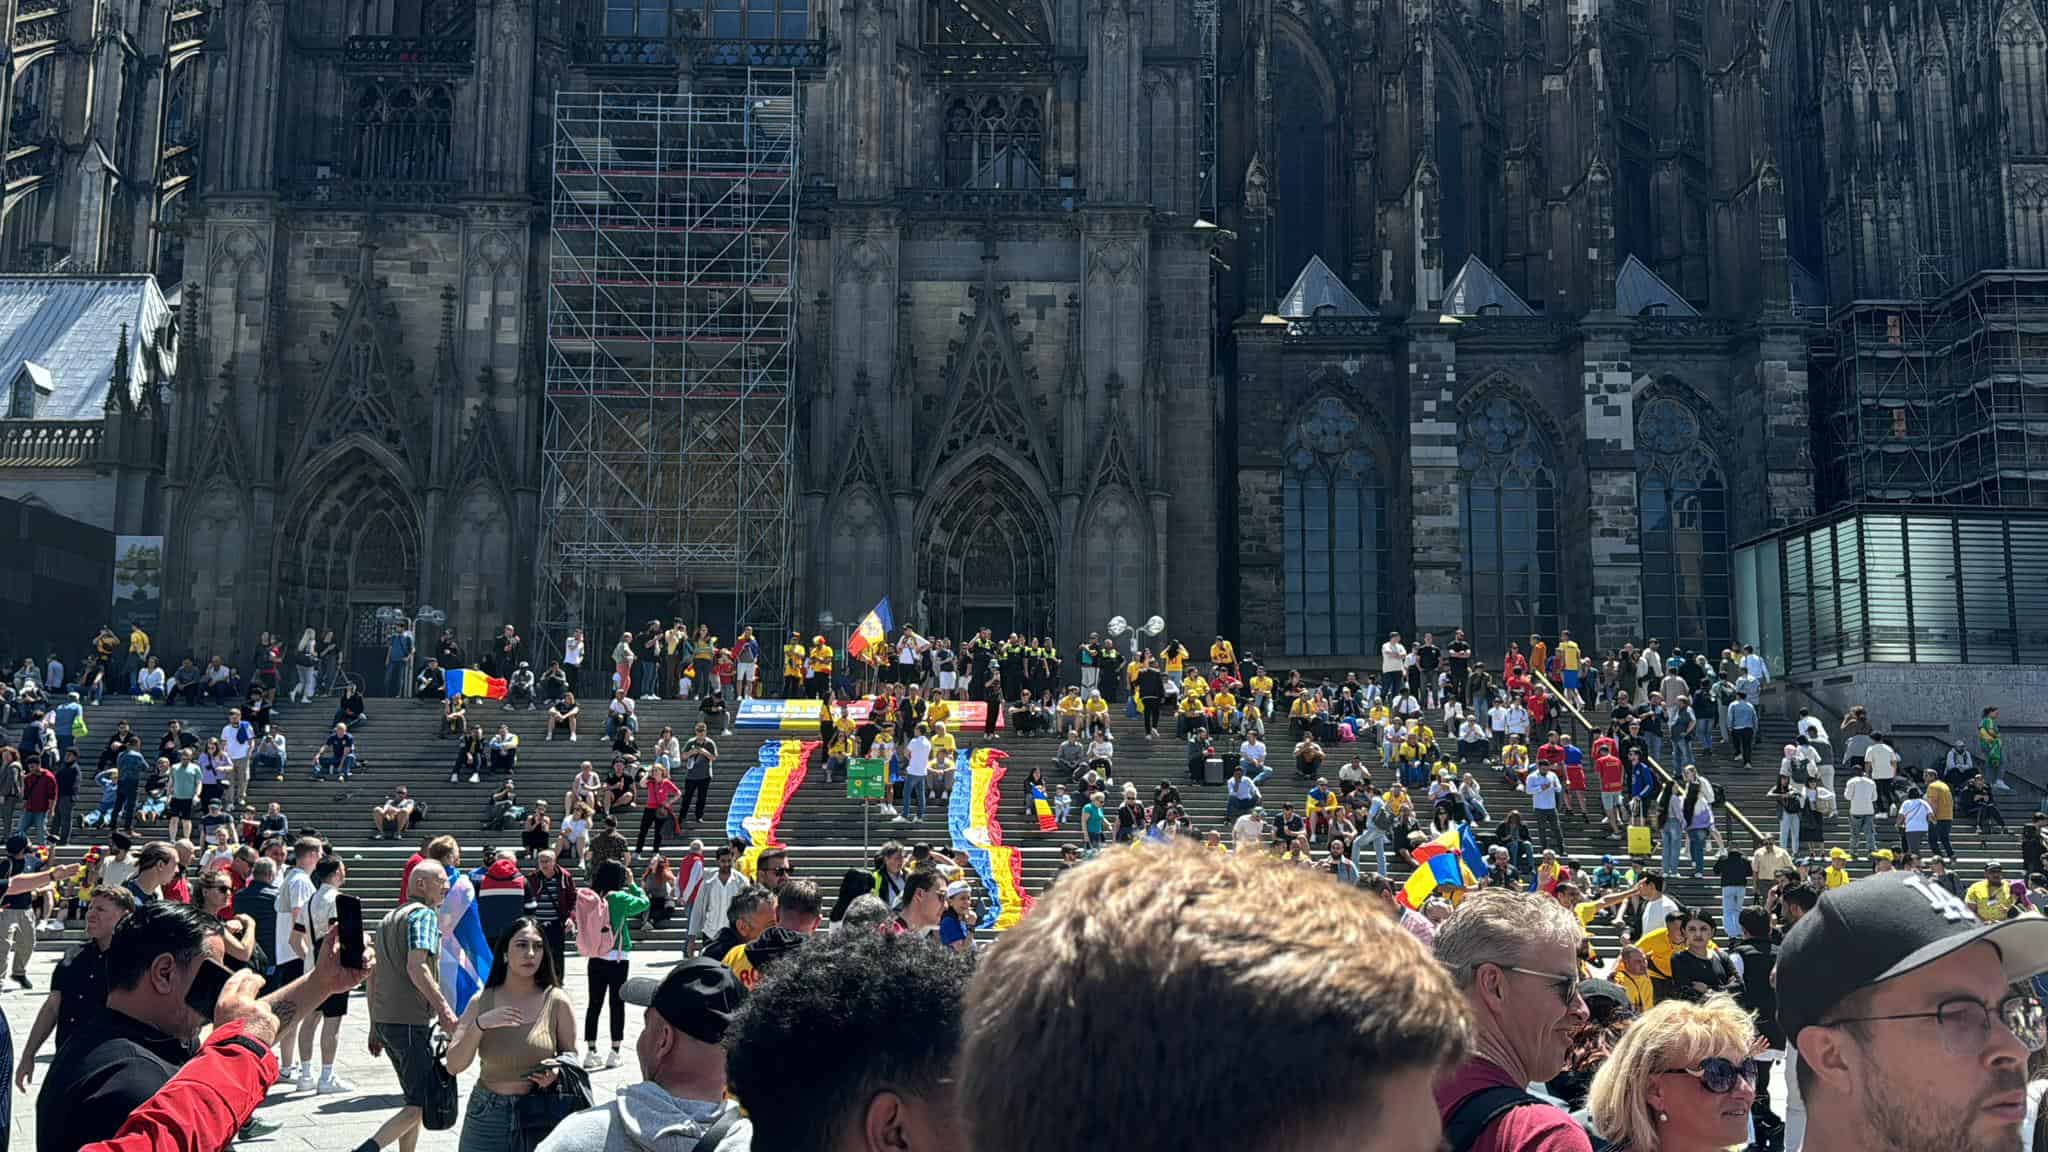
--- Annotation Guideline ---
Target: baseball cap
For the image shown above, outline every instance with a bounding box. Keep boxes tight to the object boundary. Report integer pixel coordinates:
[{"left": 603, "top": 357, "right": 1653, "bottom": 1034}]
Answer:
[
  {"left": 1776, "top": 870, "right": 2048, "bottom": 1044},
  {"left": 622, "top": 958, "right": 744, "bottom": 1045}
]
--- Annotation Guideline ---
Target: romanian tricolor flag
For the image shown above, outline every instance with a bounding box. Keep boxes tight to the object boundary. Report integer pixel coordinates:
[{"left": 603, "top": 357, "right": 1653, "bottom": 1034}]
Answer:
[
  {"left": 1399, "top": 825, "right": 1479, "bottom": 910},
  {"left": 844, "top": 597, "right": 893, "bottom": 660},
  {"left": 444, "top": 669, "right": 508, "bottom": 700},
  {"left": 725, "top": 740, "right": 816, "bottom": 876},
  {"left": 1029, "top": 784, "right": 1056, "bottom": 832},
  {"left": 947, "top": 747, "right": 1035, "bottom": 930}
]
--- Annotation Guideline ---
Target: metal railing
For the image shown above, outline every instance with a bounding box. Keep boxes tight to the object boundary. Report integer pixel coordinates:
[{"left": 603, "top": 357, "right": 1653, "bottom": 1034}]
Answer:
[{"left": 1528, "top": 666, "right": 1771, "bottom": 847}]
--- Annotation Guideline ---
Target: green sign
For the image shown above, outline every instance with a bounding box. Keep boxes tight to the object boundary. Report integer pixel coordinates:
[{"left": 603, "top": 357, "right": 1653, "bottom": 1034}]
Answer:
[{"left": 846, "top": 758, "right": 886, "bottom": 800}]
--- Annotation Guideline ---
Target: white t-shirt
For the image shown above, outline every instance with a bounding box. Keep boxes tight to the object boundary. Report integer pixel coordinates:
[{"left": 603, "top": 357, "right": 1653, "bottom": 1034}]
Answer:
[
  {"left": 1900, "top": 798, "right": 1932, "bottom": 832},
  {"left": 1864, "top": 742, "right": 1898, "bottom": 780},
  {"left": 1380, "top": 642, "right": 1407, "bottom": 674},
  {"left": 223, "top": 721, "right": 253, "bottom": 760},
  {"left": 561, "top": 816, "right": 590, "bottom": 853},
  {"left": 307, "top": 885, "right": 341, "bottom": 944},
  {"left": 275, "top": 866, "right": 315, "bottom": 961},
  {"left": 1844, "top": 775, "right": 1878, "bottom": 817},
  {"left": 906, "top": 736, "right": 932, "bottom": 778},
  {"left": 1231, "top": 814, "right": 1264, "bottom": 848},
  {"left": 1488, "top": 706, "right": 1511, "bottom": 733},
  {"left": 1640, "top": 893, "right": 1681, "bottom": 936},
  {"left": 1525, "top": 770, "right": 1560, "bottom": 811},
  {"left": 1798, "top": 716, "right": 1831, "bottom": 746}
]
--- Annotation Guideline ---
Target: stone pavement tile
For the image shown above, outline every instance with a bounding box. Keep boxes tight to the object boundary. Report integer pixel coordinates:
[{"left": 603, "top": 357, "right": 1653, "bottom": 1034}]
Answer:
[{"left": 8, "top": 949, "right": 689, "bottom": 1151}]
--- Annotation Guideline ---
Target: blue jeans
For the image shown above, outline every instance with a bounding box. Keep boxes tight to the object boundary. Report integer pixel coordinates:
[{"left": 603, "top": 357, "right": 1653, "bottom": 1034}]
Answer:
[
  {"left": 15, "top": 811, "right": 44, "bottom": 844},
  {"left": 385, "top": 660, "right": 407, "bottom": 699},
  {"left": 1670, "top": 737, "right": 1695, "bottom": 770},
  {"left": 1687, "top": 826, "right": 1708, "bottom": 874},
  {"left": 316, "top": 753, "right": 356, "bottom": 780},
  {"left": 1851, "top": 813, "right": 1875, "bottom": 855},
  {"left": 904, "top": 774, "right": 927, "bottom": 821},
  {"left": 458, "top": 1085, "right": 524, "bottom": 1152},
  {"left": 1721, "top": 886, "right": 1745, "bottom": 940},
  {"left": 1778, "top": 810, "right": 1801, "bottom": 857},
  {"left": 1662, "top": 819, "right": 1682, "bottom": 874}
]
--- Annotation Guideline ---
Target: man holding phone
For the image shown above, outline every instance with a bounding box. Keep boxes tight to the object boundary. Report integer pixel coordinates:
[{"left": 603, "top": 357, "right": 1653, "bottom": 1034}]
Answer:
[
  {"left": 36, "top": 900, "right": 371, "bottom": 1152},
  {"left": 301, "top": 856, "right": 356, "bottom": 1094}
]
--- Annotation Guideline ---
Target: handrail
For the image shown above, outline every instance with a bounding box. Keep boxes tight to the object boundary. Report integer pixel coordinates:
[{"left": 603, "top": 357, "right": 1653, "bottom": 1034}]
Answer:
[{"left": 1527, "top": 668, "right": 1770, "bottom": 848}]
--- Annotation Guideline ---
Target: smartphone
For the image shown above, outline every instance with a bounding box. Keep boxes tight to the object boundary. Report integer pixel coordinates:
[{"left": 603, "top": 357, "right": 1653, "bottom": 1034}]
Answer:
[
  {"left": 334, "top": 893, "right": 366, "bottom": 969},
  {"left": 185, "top": 960, "right": 232, "bottom": 1022}
]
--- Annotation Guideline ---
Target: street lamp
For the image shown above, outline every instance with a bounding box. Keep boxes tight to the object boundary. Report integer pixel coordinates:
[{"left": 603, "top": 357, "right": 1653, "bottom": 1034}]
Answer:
[{"left": 1106, "top": 614, "right": 1164, "bottom": 660}]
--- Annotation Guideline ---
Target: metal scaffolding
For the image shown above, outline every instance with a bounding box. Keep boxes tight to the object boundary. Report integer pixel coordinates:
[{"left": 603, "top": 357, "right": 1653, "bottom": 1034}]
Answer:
[
  {"left": 537, "top": 77, "right": 800, "bottom": 658},
  {"left": 1819, "top": 270, "right": 2048, "bottom": 510}
]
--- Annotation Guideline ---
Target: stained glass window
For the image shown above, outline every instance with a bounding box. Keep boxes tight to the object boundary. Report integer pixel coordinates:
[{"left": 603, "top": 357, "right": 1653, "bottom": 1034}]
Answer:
[
  {"left": 1636, "top": 396, "right": 1730, "bottom": 653},
  {"left": 1283, "top": 396, "right": 1387, "bottom": 656},
  {"left": 1460, "top": 393, "right": 1559, "bottom": 659}
]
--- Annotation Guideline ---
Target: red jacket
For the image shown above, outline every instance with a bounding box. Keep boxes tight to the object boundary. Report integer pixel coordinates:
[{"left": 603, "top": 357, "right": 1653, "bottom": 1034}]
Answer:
[
  {"left": 646, "top": 777, "right": 680, "bottom": 812},
  {"left": 82, "top": 1019, "right": 277, "bottom": 1152},
  {"left": 23, "top": 768, "right": 55, "bottom": 813}
]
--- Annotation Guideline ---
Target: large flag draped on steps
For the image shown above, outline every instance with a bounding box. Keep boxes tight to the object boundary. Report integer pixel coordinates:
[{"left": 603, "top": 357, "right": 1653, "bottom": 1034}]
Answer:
[
  {"left": 444, "top": 669, "right": 508, "bottom": 700},
  {"left": 844, "top": 598, "right": 893, "bottom": 660},
  {"left": 947, "top": 747, "right": 1034, "bottom": 930},
  {"left": 438, "top": 865, "right": 494, "bottom": 1014},
  {"left": 726, "top": 740, "right": 815, "bottom": 876},
  {"left": 1399, "top": 824, "right": 1481, "bottom": 911},
  {"left": 1029, "top": 784, "right": 1056, "bottom": 832}
]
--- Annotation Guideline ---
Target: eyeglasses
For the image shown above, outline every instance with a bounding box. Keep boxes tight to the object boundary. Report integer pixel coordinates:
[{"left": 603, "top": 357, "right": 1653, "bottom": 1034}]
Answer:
[
  {"left": 1661, "top": 1056, "right": 1759, "bottom": 1095},
  {"left": 766, "top": 866, "right": 791, "bottom": 876},
  {"left": 1498, "top": 964, "right": 1584, "bottom": 1007},
  {"left": 1823, "top": 993, "right": 2048, "bottom": 1055}
]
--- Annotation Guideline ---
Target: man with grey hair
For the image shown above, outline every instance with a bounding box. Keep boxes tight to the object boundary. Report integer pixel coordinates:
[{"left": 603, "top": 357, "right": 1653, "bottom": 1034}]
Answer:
[{"left": 1432, "top": 888, "right": 1592, "bottom": 1152}]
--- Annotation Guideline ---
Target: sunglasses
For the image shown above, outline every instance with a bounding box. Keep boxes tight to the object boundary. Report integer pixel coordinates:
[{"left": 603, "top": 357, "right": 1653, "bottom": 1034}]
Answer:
[{"left": 1664, "top": 1056, "right": 1759, "bottom": 1095}]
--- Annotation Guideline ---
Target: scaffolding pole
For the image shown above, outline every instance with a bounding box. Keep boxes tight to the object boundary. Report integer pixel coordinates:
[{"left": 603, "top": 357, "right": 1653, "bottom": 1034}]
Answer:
[{"left": 537, "top": 76, "right": 800, "bottom": 664}]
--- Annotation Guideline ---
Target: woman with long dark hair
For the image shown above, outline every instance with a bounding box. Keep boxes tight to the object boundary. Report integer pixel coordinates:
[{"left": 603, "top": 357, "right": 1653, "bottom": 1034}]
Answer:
[{"left": 445, "top": 917, "right": 578, "bottom": 1152}]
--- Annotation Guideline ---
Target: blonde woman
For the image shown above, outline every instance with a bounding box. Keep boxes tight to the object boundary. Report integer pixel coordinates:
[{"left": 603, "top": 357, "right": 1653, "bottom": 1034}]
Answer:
[
  {"left": 290, "top": 627, "right": 319, "bottom": 702},
  {"left": 1587, "top": 994, "right": 1759, "bottom": 1152}
]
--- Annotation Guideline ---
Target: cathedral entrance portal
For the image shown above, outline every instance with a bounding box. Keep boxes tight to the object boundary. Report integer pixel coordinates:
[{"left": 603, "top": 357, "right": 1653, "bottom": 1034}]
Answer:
[
  {"left": 919, "top": 456, "right": 1055, "bottom": 643},
  {"left": 276, "top": 450, "right": 422, "bottom": 684}
]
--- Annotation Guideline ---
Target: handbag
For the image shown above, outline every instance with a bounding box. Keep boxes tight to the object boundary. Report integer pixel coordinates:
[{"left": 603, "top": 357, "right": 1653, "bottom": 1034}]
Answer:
[
  {"left": 516, "top": 1058, "right": 594, "bottom": 1149},
  {"left": 420, "top": 1032, "right": 462, "bottom": 1131}
]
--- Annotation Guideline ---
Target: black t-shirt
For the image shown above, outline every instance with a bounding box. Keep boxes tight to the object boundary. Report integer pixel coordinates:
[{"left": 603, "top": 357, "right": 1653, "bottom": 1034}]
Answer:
[
  {"left": 1668, "top": 948, "right": 1735, "bottom": 1002},
  {"left": 1715, "top": 854, "right": 1753, "bottom": 888},
  {"left": 37, "top": 1008, "right": 191, "bottom": 1152},
  {"left": 52, "top": 759, "right": 77, "bottom": 797},
  {"left": 1416, "top": 644, "right": 1441, "bottom": 672},
  {"left": 1447, "top": 642, "right": 1471, "bottom": 672},
  {"left": 0, "top": 855, "right": 34, "bottom": 910},
  {"left": 50, "top": 941, "right": 109, "bottom": 1045},
  {"left": 233, "top": 881, "right": 278, "bottom": 957}
]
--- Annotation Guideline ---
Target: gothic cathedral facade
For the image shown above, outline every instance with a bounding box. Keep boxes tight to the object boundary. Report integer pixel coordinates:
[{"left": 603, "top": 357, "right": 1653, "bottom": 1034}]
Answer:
[{"left": 140, "top": 0, "right": 2048, "bottom": 668}]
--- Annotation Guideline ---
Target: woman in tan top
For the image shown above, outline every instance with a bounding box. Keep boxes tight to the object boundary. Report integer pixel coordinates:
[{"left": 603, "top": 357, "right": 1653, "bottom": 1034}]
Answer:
[{"left": 444, "top": 917, "right": 579, "bottom": 1152}]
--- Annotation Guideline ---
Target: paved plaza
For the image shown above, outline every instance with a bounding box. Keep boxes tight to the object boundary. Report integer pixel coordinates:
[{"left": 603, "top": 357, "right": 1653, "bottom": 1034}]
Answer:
[{"left": 5, "top": 946, "right": 692, "bottom": 1151}]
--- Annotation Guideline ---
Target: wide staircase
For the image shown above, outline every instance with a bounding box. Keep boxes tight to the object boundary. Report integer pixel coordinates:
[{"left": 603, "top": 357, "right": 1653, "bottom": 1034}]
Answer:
[{"left": 23, "top": 682, "right": 2036, "bottom": 955}]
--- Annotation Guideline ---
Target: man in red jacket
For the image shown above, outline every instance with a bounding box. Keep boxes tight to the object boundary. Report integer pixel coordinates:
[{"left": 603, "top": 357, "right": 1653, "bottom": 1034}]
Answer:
[
  {"left": 474, "top": 848, "right": 528, "bottom": 946},
  {"left": 20, "top": 758, "right": 56, "bottom": 845}
]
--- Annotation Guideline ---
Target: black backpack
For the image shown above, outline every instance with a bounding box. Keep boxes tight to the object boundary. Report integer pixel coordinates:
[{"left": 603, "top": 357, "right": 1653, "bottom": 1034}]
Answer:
[{"left": 1443, "top": 1086, "right": 1616, "bottom": 1152}]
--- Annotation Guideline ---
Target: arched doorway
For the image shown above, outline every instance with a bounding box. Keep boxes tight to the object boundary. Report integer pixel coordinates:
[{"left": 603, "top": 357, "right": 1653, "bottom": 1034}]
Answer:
[
  {"left": 919, "top": 456, "right": 1056, "bottom": 642},
  {"left": 275, "top": 449, "right": 423, "bottom": 684}
]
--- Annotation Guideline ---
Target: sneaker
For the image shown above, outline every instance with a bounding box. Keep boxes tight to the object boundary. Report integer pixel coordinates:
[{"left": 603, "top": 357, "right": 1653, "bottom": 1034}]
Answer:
[
  {"left": 295, "top": 1065, "right": 316, "bottom": 1093},
  {"left": 468, "top": 773, "right": 480, "bottom": 784},
  {"left": 13, "top": 974, "right": 29, "bottom": 990},
  {"left": 569, "top": 734, "right": 578, "bottom": 742},
  {"left": 1997, "top": 780, "right": 2014, "bottom": 791},
  {"left": 604, "top": 1048, "right": 624, "bottom": 1069},
  {"left": 878, "top": 805, "right": 898, "bottom": 817},
  {"left": 241, "top": 1118, "right": 284, "bottom": 1139},
  {"left": 581, "top": 1049, "right": 604, "bottom": 1070},
  {"left": 277, "top": 1065, "right": 299, "bottom": 1084},
  {"left": 317, "top": 1073, "right": 353, "bottom": 1094},
  {"left": 449, "top": 773, "right": 459, "bottom": 784}
]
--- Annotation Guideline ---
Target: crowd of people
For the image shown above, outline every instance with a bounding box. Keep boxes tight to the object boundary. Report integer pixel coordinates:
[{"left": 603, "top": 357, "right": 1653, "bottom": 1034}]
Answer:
[{"left": 1, "top": 614, "right": 2039, "bottom": 1152}]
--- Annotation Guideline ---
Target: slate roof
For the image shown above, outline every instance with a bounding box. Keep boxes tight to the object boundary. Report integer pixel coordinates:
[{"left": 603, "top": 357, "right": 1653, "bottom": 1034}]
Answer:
[
  {"left": 1615, "top": 255, "right": 1700, "bottom": 317},
  {"left": 0, "top": 275, "right": 172, "bottom": 420},
  {"left": 1278, "top": 255, "right": 1374, "bottom": 318},
  {"left": 1443, "top": 255, "right": 1535, "bottom": 317}
]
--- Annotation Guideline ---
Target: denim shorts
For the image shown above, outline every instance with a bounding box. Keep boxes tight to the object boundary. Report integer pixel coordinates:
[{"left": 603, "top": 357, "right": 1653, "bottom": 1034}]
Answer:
[
  {"left": 373, "top": 1021, "right": 438, "bottom": 1107},
  {"left": 458, "top": 1085, "right": 524, "bottom": 1152}
]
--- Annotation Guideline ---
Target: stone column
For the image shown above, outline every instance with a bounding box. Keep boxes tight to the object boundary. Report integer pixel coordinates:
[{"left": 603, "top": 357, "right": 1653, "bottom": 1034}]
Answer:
[
  {"left": 1579, "top": 319, "right": 1641, "bottom": 656},
  {"left": 1757, "top": 319, "right": 1815, "bottom": 530},
  {"left": 1406, "top": 319, "right": 1461, "bottom": 638}
]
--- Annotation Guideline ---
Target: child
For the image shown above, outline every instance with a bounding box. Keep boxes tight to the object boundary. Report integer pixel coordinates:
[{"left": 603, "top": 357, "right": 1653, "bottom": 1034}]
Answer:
[{"left": 1052, "top": 784, "right": 1072, "bottom": 826}]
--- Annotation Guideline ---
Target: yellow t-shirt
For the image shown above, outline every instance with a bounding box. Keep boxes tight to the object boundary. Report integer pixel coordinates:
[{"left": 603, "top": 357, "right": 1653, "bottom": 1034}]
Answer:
[
  {"left": 1967, "top": 879, "right": 2016, "bottom": 921},
  {"left": 1184, "top": 674, "right": 1209, "bottom": 699},
  {"left": 1249, "top": 674, "right": 1273, "bottom": 697},
  {"left": 927, "top": 699, "right": 952, "bottom": 726},
  {"left": 1559, "top": 641, "right": 1581, "bottom": 671},
  {"left": 931, "top": 732, "right": 958, "bottom": 763},
  {"left": 1057, "top": 694, "right": 1083, "bottom": 717},
  {"left": 1212, "top": 692, "right": 1237, "bottom": 714},
  {"left": 1164, "top": 649, "right": 1186, "bottom": 673},
  {"left": 128, "top": 628, "right": 150, "bottom": 655},
  {"left": 783, "top": 643, "right": 806, "bottom": 677},
  {"left": 1210, "top": 641, "right": 1235, "bottom": 665},
  {"left": 1085, "top": 697, "right": 1109, "bottom": 719},
  {"left": 1177, "top": 695, "right": 1205, "bottom": 717},
  {"left": 1615, "top": 969, "right": 1657, "bottom": 1011},
  {"left": 1290, "top": 696, "right": 1314, "bottom": 721},
  {"left": 808, "top": 644, "right": 833, "bottom": 674},
  {"left": 1825, "top": 866, "right": 1850, "bottom": 890},
  {"left": 1127, "top": 662, "right": 1144, "bottom": 687},
  {"left": 1926, "top": 780, "right": 1954, "bottom": 821}
]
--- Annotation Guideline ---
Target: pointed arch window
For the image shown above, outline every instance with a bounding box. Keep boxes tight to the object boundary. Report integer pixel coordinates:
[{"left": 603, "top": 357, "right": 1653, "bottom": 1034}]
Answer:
[
  {"left": 1283, "top": 395, "right": 1388, "bottom": 657},
  {"left": 350, "top": 82, "right": 455, "bottom": 186},
  {"left": 943, "top": 95, "right": 1044, "bottom": 189},
  {"left": 1460, "top": 392, "right": 1560, "bottom": 659},
  {"left": 1636, "top": 396, "right": 1730, "bottom": 653}
]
